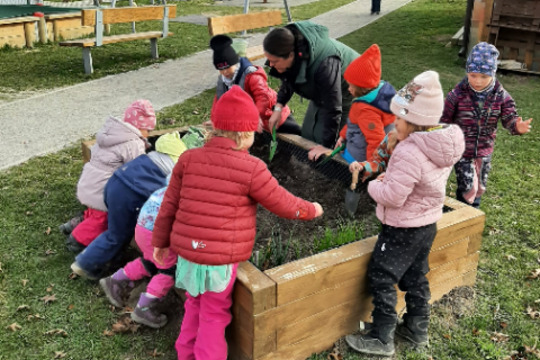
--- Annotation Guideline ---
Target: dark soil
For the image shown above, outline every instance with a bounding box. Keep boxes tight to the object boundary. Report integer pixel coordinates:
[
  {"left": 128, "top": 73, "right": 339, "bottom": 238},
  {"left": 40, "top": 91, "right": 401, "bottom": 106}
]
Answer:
[{"left": 249, "top": 134, "right": 379, "bottom": 270}]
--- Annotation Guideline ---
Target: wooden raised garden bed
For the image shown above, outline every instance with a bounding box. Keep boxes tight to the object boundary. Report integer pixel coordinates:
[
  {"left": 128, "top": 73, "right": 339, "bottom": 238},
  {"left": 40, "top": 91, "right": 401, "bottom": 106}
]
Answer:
[
  {"left": 81, "top": 130, "right": 485, "bottom": 360},
  {"left": 226, "top": 134, "right": 485, "bottom": 360}
]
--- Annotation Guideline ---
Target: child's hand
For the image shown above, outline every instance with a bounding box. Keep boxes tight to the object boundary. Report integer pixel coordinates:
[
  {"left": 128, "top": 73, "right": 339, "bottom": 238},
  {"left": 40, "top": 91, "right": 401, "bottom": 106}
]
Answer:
[
  {"left": 268, "top": 111, "right": 281, "bottom": 132},
  {"left": 335, "top": 137, "right": 345, "bottom": 149},
  {"left": 308, "top": 145, "right": 330, "bottom": 162},
  {"left": 312, "top": 202, "right": 324, "bottom": 217},
  {"left": 153, "top": 247, "right": 169, "bottom": 266},
  {"left": 377, "top": 172, "right": 386, "bottom": 181},
  {"left": 349, "top": 161, "right": 364, "bottom": 174},
  {"left": 515, "top": 117, "right": 533, "bottom": 134}
]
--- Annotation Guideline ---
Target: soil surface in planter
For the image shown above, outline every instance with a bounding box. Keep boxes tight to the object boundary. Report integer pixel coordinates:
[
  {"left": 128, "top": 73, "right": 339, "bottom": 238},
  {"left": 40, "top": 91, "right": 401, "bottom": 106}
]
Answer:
[{"left": 249, "top": 135, "right": 379, "bottom": 270}]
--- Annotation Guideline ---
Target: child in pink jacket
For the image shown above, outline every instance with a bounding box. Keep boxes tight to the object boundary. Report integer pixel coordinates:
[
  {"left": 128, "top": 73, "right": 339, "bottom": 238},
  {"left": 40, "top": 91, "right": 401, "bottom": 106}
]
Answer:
[
  {"left": 345, "top": 71, "right": 465, "bottom": 356},
  {"left": 152, "top": 86, "right": 323, "bottom": 360},
  {"left": 61, "top": 100, "right": 156, "bottom": 253}
]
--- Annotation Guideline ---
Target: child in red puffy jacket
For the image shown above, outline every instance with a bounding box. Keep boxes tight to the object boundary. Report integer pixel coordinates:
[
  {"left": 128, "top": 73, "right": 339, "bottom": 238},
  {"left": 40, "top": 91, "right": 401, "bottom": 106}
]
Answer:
[{"left": 152, "top": 85, "right": 323, "bottom": 360}]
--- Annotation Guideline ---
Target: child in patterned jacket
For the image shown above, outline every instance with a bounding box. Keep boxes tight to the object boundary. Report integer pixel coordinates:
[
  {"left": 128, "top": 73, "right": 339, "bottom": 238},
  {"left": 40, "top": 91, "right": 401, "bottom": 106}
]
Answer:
[
  {"left": 440, "top": 42, "right": 532, "bottom": 208},
  {"left": 99, "top": 183, "right": 177, "bottom": 328},
  {"left": 345, "top": 71, "right": 465, "bottom": 357}
]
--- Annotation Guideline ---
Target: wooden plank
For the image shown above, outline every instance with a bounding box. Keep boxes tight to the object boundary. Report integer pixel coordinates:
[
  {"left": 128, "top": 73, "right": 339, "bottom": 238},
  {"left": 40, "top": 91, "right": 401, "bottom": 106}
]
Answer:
[
  {"left": 257, "top": 252, "right": 479, "bottom": 339},
  {"left": 208, "top": 10, "right": 282, "bottom": 36},
  {"left": 59, "top": 31, "right": 169, "bottom": 47},
  {"left": 0, "top": 16, "right": 39, "bottom": 26},
  {"left": 82, "top": 5, "right": 177, "bottom": 26},
  {"left": 265, "top": 236, "right": 377, "bottom": 306},
  {"left": 429, "top": 236, "right": 471, "bottom": 269},
  {"left": 432, "top": 205, "right": 485, "bottom": 250},
  {"left": 236, "top": 261, "right": 277, "bottom": 315}
]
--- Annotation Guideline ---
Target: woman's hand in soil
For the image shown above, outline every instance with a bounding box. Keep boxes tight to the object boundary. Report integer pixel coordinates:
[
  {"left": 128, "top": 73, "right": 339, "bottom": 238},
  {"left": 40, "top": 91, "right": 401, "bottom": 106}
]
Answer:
[
  {"left": 153, "top": 247, "right": 169, "bottom": 266},
  {"left": 308, "top": 145, "right": 329, "bottom": 161},
  {"left": 349, "top": 161, "right": 364, "bottom": 174},
  {"left": 376, "top": 172, "right": 386, "bottom": 181},
  {"left": 515, "top": 117, "right": 533, "bottom": 134},
  {"left": 312, "top": 202, "right": 324, "bottom": 217}
]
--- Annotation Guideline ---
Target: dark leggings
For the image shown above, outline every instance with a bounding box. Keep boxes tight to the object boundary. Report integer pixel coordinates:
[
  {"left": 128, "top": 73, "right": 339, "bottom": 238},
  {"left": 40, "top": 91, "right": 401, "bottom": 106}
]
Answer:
[{"left": 277, "top": 114, "right": 302, "bottom": 135}]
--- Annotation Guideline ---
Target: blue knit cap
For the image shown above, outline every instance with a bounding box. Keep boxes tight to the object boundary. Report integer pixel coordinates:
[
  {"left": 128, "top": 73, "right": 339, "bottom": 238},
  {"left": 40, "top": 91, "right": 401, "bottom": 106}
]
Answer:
[{"left": 466, "top": 42, "right": 499, "bottom": 76}]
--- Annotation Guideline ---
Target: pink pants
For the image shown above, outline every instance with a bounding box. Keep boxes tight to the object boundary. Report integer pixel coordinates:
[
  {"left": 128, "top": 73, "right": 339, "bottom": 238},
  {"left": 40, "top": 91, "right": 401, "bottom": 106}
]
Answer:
[
  {"left": 123, "top": 225, "right": 177, "bottom": 298},
  {"left": 175, "top": 264, "right": 239, "bottom": 360},
  {"left": 71, "top": 208, "right": 108, "bottom": 246}
]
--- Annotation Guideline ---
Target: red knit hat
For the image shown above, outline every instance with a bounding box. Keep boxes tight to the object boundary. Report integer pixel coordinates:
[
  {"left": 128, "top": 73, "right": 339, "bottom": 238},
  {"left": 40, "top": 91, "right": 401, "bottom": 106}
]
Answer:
[
  {"left": 211, "top": 85, "right": 259, "bottom": 132},
  {"left": 344, "top": 44, "right": 381, "bottom": 89}
]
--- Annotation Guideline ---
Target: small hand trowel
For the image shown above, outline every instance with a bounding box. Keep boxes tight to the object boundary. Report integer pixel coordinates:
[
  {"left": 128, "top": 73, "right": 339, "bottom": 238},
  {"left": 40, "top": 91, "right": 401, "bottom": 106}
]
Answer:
[
  {"left": 345, "top": 169, "right": 361, "bottom": 217},
  {"left": 269, "top": 124, "right": 278, "bottom": 162}
]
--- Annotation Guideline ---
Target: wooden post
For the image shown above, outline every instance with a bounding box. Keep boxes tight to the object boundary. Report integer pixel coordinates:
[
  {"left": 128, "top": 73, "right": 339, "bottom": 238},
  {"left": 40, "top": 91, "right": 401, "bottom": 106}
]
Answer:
[
  {"left": 38, "top": 17, "right": 47, "bottom": 44},
  {"left": 23, "top": 21, "right": 36, "bottom": 48}
]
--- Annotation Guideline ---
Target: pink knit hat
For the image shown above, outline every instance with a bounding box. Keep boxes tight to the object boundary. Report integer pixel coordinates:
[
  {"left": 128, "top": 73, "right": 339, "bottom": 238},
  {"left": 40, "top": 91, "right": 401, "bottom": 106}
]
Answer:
[
  {"left": 124, "top": 99, "right": 156, "bottom": 130},
  {"left": 211, "top": 85, "right": 259, "bottom": 132},
  {"left": 390, "top": 70, "right": 444, "bottom": 126}
]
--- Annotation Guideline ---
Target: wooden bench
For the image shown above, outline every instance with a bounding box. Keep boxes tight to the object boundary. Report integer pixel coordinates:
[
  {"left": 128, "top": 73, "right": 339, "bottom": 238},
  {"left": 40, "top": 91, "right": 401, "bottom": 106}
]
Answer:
[
  {"left": 207, "top": 10, "right": 283, "bottom": 62},
  {"left": 59, "top": 4, "right": 177, "bottom": 75}
]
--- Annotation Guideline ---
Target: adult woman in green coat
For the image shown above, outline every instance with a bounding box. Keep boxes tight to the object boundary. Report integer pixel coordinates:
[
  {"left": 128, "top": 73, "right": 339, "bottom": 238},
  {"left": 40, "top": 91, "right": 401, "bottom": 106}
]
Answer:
[{"left": 263, "top": 21, "right": 359, "bottom": 149}]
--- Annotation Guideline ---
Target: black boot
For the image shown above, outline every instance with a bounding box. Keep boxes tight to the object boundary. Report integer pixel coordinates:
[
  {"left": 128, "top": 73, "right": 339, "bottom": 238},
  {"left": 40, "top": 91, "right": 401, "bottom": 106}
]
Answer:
[
  {"left": 345, "top": 320, "right": 396, "bottom": 356},
  {"left": 396, "top": 314, "right": 429, "bottom": 346}
]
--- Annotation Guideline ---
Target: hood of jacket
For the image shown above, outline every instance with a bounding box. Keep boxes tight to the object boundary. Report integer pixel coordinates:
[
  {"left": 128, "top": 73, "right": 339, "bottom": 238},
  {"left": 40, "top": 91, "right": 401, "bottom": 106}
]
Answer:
[
  {"left": 96, "top": 116, "right": 144, "bottom": 148},
  {"left": 354, "top": 81, "right": 396, "bottom": 114},
  {"left": 407, "top": 124, "right": 465, "bottom": 168},
  {"left": 293, "top": 21, "right": 330, "bottom": 61}
]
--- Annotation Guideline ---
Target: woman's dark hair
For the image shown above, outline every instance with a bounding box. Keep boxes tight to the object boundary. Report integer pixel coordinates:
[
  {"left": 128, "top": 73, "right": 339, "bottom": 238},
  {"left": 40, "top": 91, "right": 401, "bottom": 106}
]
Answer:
[{"left": 263, "top": 27, "right": 295, "bottom": 58}]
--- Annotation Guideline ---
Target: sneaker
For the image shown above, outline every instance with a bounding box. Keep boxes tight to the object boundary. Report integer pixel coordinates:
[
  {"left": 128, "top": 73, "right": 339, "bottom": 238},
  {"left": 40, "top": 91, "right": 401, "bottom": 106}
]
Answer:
[
  {"left": 59, "top": 215, "right": 84, "bottom": 235},
  {"left": 99, "top": 276, "right": 132, "bottom": 308},
  {"left": 345, "top": 333, "right": 395, "bottom": 357},
  {"left": 65, "top": 235, "right": 86, "bottom": 254},
  {"left": 131, "top": 293, "right": 168, "bottom": 328},
  {"left": 71, "top": 261, "right": 99, "bottom": 281},
  {"left": 396, "top": 315, "right": 429, "bottom": 346}
]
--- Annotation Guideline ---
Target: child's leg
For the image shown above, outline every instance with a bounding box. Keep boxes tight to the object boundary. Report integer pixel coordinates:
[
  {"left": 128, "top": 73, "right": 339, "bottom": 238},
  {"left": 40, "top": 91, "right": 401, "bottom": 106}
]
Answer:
[
  {"left": 176, "top": 292, "right": 200, "bottom": 360},
  {"left": 193, "top": 264, "right": 239, "bottom": 360},
  {"left": 70, "top": 208, "right": 108, "bottom": 246},
  {"left": 73, "top": 177, "right": 145, "bottom": 278},
  {"left": 396, "top": 224, "right": 437, "bottom": 345}
]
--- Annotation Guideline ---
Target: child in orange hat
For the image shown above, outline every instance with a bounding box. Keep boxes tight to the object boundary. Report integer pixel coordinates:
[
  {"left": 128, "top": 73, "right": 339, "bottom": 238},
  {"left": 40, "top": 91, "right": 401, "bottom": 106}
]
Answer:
[{"left": 309, "top": 44, "right": 396, "bottom": 178}]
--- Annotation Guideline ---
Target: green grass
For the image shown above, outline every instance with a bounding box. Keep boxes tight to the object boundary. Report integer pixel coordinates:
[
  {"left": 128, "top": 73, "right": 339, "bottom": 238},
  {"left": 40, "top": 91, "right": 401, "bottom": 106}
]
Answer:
[{"left": 1, "top": 0, "right": 540, "bottom": 359}]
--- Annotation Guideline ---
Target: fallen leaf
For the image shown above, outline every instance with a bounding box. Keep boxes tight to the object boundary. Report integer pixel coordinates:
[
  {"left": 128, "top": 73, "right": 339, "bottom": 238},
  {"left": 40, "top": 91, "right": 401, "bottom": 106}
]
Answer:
[
  {"left": 17, "top": 305, "right": 30, "bottom": 312},
  {"left": 192, "top": 110, "right": 199, "bottom": 115},
  {"left": 443, "top": 334, "right": 451, "bottom": 339},
  {"left": 41, "top": 294, "right": 57, "bottom": 304},
  {"left": 111, "top": 316, "right": 140, "bottom": 334},
  {"left": 54, "top": 351, "right": 67, "bottom": 359},
  {"left": 500, "top": 322, "right": 508, "bottom": 329},
  {"left": 489, "top": 227, "right": 504, "bottom": 235},
  {"left": 46, "top": 286, "right": 53, "bottom": 292},
  {"left": 103, "top": 329, "right": 115, "bottom": 336},
  {"left": 26, "top": 211, "right": 33, "bottom": 216},
  {"left": 67, "top": 304, "right": 75, "bottom": 310},
  {"left": 148, "top": 348, "right": 164, "bottom": 358},
  {"left": 7, "top": 323, "right": 22, "bottom": 332},
  {"left": 21, "top": 279, "right": 28, "bottom": 286},
  {"left": 0, "top": 262, "right": 3, "bottom": 272},
  {"left": 505, "top": 254, "right": 517, "bottom": 261},
  {"left": 525, "top": 307, "right": 540, "bottom": 319},
  {"left": 490, "top": 331, "right": 509, "bottom": 343},
  {"left": 45, "top": 329, "right": 68, "bottom": 337},
  {"left": 523, "top": 345, "right": 540, "bottom": 357},
  {"left": 45, "top": 227, "right": 51, "bottom": 235},
  {"left": 69, "top": 272, "right": 78, "bottom": 280},
  {"left": 527, "top": 269, "right": 540, "bottom": 280},
  {"left": 27, "top": 314, "right": 45, "bottom": 320},
  {"left": 45, "top": 249, "right": 56, "bottom": 256},
  {"left": 472, "top": 328, "right": 480, "bottom": 336}
]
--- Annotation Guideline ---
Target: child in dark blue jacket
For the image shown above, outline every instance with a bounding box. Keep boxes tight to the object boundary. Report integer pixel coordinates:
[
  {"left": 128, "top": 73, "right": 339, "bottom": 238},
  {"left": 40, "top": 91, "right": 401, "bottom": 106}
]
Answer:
[{"left": 71, "top": 132, "right": 186, "bottom": 280}]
